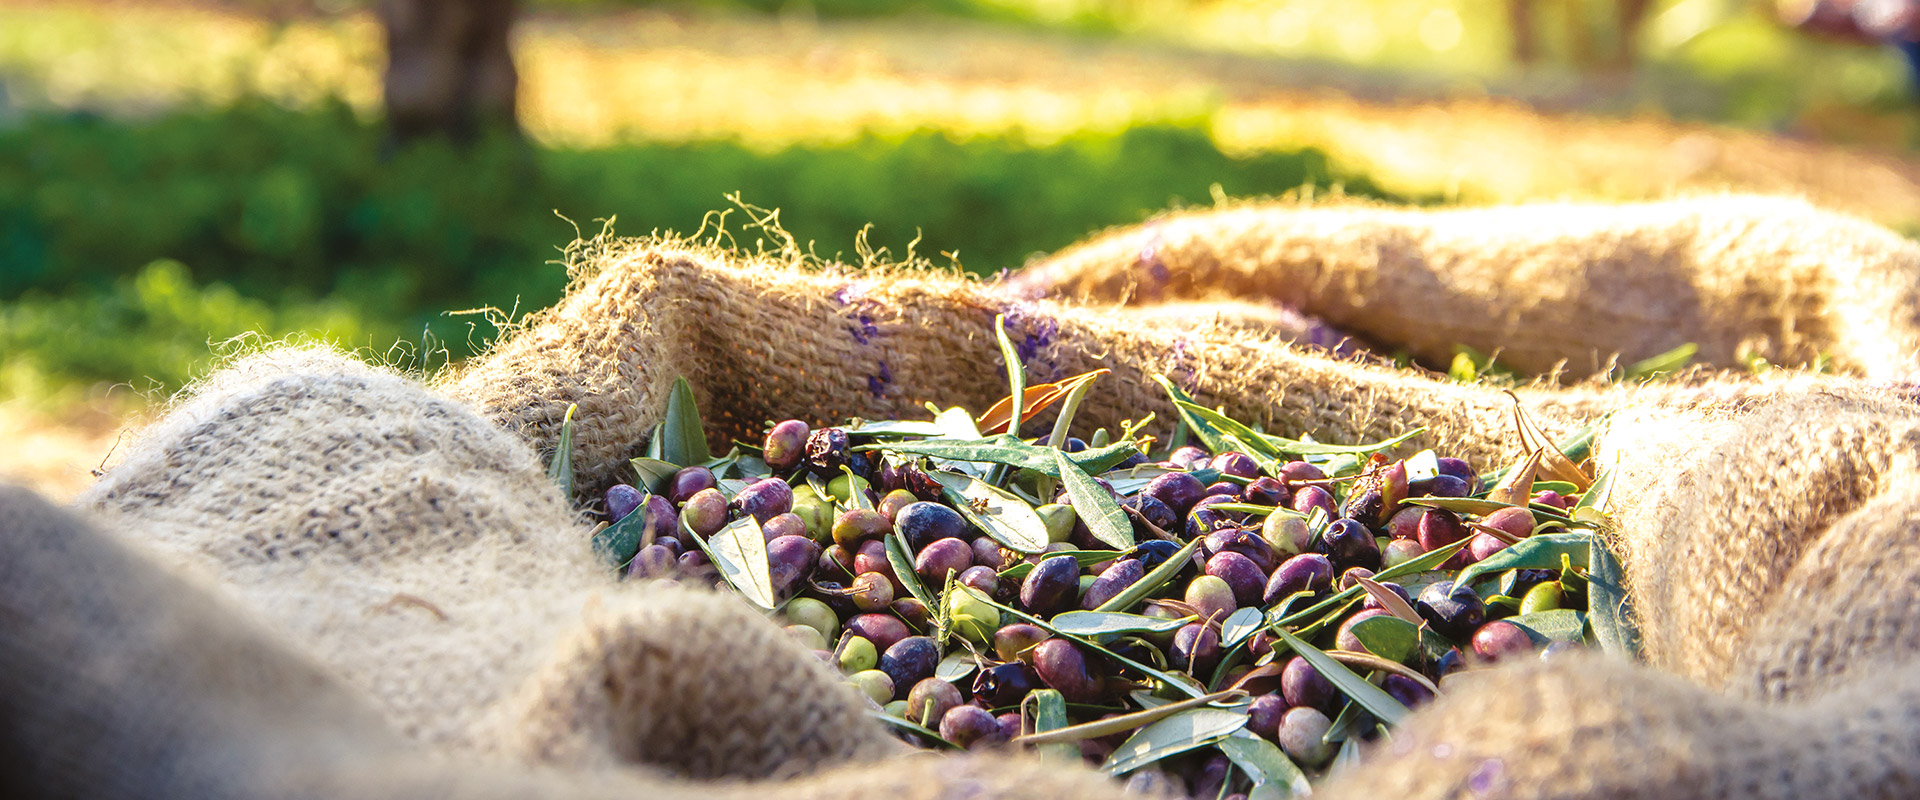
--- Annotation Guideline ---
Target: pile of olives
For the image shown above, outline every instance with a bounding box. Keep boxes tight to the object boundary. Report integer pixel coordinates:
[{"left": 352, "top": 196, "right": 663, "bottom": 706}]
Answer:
[{"left": 593, "top": 406, "right": 1599, "bottom": 796}]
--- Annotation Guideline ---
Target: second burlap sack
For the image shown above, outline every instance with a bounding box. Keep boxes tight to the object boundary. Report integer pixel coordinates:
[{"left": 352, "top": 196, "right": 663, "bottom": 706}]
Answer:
[{"left": 15, "top": 194, "right": 1920, "bottom": 799}]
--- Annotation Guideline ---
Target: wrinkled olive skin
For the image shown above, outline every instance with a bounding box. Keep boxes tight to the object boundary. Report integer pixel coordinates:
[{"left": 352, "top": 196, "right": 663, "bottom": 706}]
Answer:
[
  {"left": 1021, "top": 555, "right": 1081, "bottom": 615},
  {"left": 804, "top": 428, "right": 852, "bottom": 477},
  {"left": 1319, "top": 518, "right": 1382, "bottom": 572}
]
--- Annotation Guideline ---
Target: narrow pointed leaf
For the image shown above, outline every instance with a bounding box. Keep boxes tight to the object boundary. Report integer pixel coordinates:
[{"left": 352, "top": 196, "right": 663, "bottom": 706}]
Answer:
[
  {"left": 932, "top": 471, "right": 1050, "bottom": 553},
  {"left": 1171, "top": 401, "right": 1283, "bottom": 460},
  {"left": 846, "top": 419, "right": 951, "bottom": 437},
  {"left": 974, "top": 592, "right": 1206, "bottom": 699},
  {"left": 1506, "top": 391, "right": 1591, "bottom": 490},
  {"left": 591, "top": 499, "right": 660, "bottom": 568},
  {"left": 1355, "top": 576, "right": 1422, "bottom": 625},
  {"left": 1046, "top": 369, "right": 1109, "bottom": 448},
  {"left": 1345, "top": 614, "right": 1420, "bottom": 664},
  {"left": 548, "top": 404, "right": 577, "bottom": 495},
  {"left": 1054, "top": 449, "right": 1134, "bottom": 549},
  {"left": 841, "top": 466, "right": 875, "bottom": 510},
  {"left": 860, "top": 436, "right": 1140, "bottom": 477},
  {"left": 1262, "top": 426, "right": 1427, "bottom": 457},
  {"left": 887, "top": 532, "right": 937, "bottom": 609},
  {"left": 994, "top": 314, "right": 1028, "bottom": 437},
  {"left": 1270, "top": 629, "right": 1410, "bottom": 725},
  {"left": 1504, "top": 609, "right": 1587, "bottom": 645},
  {"left": 1486, "top": 449, "right": 1542, "bottom": 507},
  {"left": 936, "top": 651, "right": 979, "bottom": 682},
  {"left": 657, "top": 377, "right": 711, "bottom": 467},
  {"left": 1586, "top": 531, "right": 1641, "bottom": 658},
  {"left": 1220, "top": 607, "right": 1266, "bottom": 648},
  {"left": 694, "top": 516, "right": 774, "bottom": 610},
  {"left": 1101, "top": 708, "right": 1249, "bottom": 775},
  {"left": 1051, "top": 611, "right": 1192, "bottom": 637},
  {"left": 1095, "top": 537, "right": 1204, "bottom": 613},
  {"left": 1027, "top": 689, "right": 1078, "bottom": 761},
  {"left": 629, "top": 457, "right": 679, "bottom": 494},
  {"left": 869, "top": 711, "right": 963, "bottom": 750},
  {"left": 1452, "top": 533, "right": 1593, "bottom": 590},
  {"left": 1219, "top": 732, "right": 1311, "bottom": 798}
]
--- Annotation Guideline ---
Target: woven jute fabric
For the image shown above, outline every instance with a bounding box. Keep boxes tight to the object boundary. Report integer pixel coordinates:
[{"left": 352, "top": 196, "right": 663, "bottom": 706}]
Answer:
[
  {"left": 1009, "top": 194, "right": 1920, "bottom": 382},
  {"left": 9, "top": 195, "right": 1920, "bottom": 798}
]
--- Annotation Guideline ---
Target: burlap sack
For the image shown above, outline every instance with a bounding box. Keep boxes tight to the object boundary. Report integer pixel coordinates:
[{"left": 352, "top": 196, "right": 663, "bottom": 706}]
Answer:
[{"left": 9, "top": 195, "right": 1920, "bottom": 798}]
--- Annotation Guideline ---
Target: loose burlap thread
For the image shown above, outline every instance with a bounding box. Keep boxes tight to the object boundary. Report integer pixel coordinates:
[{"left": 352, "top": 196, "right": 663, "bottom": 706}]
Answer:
[{"left": 9, "top": 195, "right": 1920, "bottom": 798}]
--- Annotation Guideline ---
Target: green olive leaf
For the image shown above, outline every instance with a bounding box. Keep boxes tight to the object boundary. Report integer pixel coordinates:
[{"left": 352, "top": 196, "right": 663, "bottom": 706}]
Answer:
[
  {"left": 658, "top": 376, "right": 711, "bottom": 468},
  {"left": 936, "top": 650, "right": 978, "bottom": 682},
  {"left": 693, "top": 516, "right": 774, "bottom": 610},
  {"left": 1153, "top": 374, "right": 1235, "bottom": 455},
  {"left": 1051, "top": 611, "right": 1192, "bottom": 637},
  {"left": 547, "top": 403, "right": 577, "bottom": 496},
  {"left": 590, "top": 496, "right": 657, "bottom": 569},
  {"left": 1220, "top": 607, "right": 1267, "bottom": 648},
  {"left": 932, "top": 471, "right": 1050, "bottom": 553},
  {"left": 1054, "top": 448, "right": 1134, "bottom": 549},
  {"left": 1270, "top": 629, "right": 1410, "bottom": 726},
  {"left": 1218, "top": 732, "right": 1311, "bottom": 798},
  {"left": 1345, "top": 614, "right": 1420, "bottom": 664},
  {"left": 994, "top": 314, "right": 1028, "bottom": 437},
  {"left": 1503, "top": 609, "right": 1587, "bottom": 645},
  {"left": 886, "top": 531, "right": 937, "bottom": 610},
  {"left": 628, "top": 457, "right": 680, "bottom": 494},
  {"left": 1026, "top": 689, "right": 1079, "bottom": 761},
  {"left": 1451, "top": 532, "right": 1593, "bottom": 591},
  {"left": 1101, "top": 708, "right": 1249, "bottom": 776},
  {"left": 868, "top": 711, "right": 963, "bottom": 750},
  {"left": 841, "top": 466, "right": 875, "bottom": 510},
  {"left": 860, "top": 436, "right": 1141, "bottom": 478},
  {"left": 1586, "top": 530, "right": 1642, "bottom": 659},
  {"left": 846, "top": 420, "right": 951, "bottom": 437},
  {"left": 1095, "top": 537, "right": 1203, "bottom": 613}
]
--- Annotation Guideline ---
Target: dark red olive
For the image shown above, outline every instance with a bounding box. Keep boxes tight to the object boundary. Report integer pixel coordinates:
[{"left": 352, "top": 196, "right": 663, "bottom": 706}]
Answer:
[
  {"left": 667, "top": 466, "right": 719, "bottom": 504},
  {"left": 1021, "top": 555, "right": 1081, "bottom": 616},
  {"left": 1032, "top": 639, "right": 1102, "bottom": 703},
  {"left": 1081, "top": 558, "right": 1145, "bottom": 610},
  {"left": 762, "top": 420, "right": 811, "bottom": 472}
]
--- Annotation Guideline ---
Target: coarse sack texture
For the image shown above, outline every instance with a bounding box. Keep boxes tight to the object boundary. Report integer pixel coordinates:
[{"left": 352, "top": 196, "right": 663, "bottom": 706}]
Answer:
[
  {"left": 1007, "top": 194, "right": 1920, "bottom": 383},
  {"left": 5, "top": 194, "right": 1919, "bottom": 799}
]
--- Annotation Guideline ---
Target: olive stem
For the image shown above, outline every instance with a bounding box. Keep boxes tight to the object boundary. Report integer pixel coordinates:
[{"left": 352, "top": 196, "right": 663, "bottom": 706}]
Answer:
[
  {"left": 1011, "top": 689, "right": 1247, "bottom": 744},
  {"left": 1321, "top": 649, "right": 1442, "bottom": 696}
]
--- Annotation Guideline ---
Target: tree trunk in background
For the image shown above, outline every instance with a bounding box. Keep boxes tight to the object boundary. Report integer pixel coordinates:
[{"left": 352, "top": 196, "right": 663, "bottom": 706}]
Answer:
[{"left": 376, "top": 0, "right": 520, "bottom": 142}]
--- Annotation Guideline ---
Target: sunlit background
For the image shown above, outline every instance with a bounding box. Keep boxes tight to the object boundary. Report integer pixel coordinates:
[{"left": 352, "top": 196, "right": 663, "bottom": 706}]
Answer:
[{"left": 6, "top": 0, "right": 1920, "bottom": 494}]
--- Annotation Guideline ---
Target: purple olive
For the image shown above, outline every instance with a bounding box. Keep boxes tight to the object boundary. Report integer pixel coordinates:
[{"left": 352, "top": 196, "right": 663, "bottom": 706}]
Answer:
[
  {"left": 1127, "top": 495, "right": 1178, "bottom": 537},
  {"left": 1210, "top": 451, "right": 1261, "bottom": 478},
  {"left": 1281, "top": 655, "right": 1338, "bottom": 713},
  {"left": 907, "top": 677, "right": 964, "bottom": 728},
  {"left": 762, "top": 420, "right": 811, "bottom": 472},
  {"left": 848, "top": 613, "right": 910, "bottom": 653},
  {"left": 762, "top": 512, "right": 807, "bottom": 541},
  {"left": 1171, "top": 623, "right": 1221, "bottom": 674},
  {"left": 680, "top": 488, "right": 729, "bottom": 540},
  {"left": 958, "top": 565, "right": 1000, "bottom": 597},
  {"left": 1243, "top": 477, "right": 1290, "bottom": 507},
  {"left": 892, "top": 597, "right": 932, "bottom": 628},
  {"left": 973, "top": 661, "right": 1039, "bottom": 707},
  {"left": 1021, "top": 555, "right": 1081, "bottom": 615},
  {"left": 634, "top": 495, "right": 677, "bottom": 543},
  {"left": 1435, "top": 647, "right": 1467, "bottom": 678},
  {"left": 1206, "top": 527, "right": 1278, "bottom": 573},
  {"left": 1410, "top": 474, "right": 1470, "bottom": 498},
  {"left": 994, "top": 623, "right": 1051, "bottom": 662},
  {"left": 804, "top": 427, "right": 851, "bottom": 477},
  {"left": 1264, "top": 553, "right": 1334, "bottom": 605},
  {"left": 1277, "top": 461, "right": 1326, "bottom": 483},
  {"left": 1469, "top": 532, "right": 1508, "bottom": 562},
  {"left": 676, "top": 550, "right": 710, "bottom": 575},
  {"left": 1203, "top": 482, "right": 1242, "bottom": 500},
  {"left": 730, "top": 478, "right": 794, "bottom": 524},
  {"left": 767, "top": 535, "right": 820, "bottom": 595},
  {"left": 875, "top": 488, "right": 917, "bottom": 521},
  {"left": 1472, "top": 620, "right": 1536, "bottom": 665},
  {"left": 1291, "top": 485, "right": 1337, "bottom": 518},
  {"left": 1359, "top": 581, "right": 1413, "bottom": 613},
  {"left": 996, "top": 712, "right": 1024, "bottom": 742},
  {"left": 1385, "top": 506, "right": 1424, "bottom": 540},
  {"left": 1338, "top": 566, "right": 1375, "bottom": 590},
  {"left": 1033, "top": 639, "right": 1102, "bottom": 702},
  {"left": 971, "top": 537, "right": 1016, "bottom": 571},
  {"left": 895, "top": 502, "right": 971, "bottom": 551},
  {"left": 1247, "top": 693, "right": 1287, "bottom": 741},
  {"left": 916, "top": 537, "right": 974, "bottom": 584},
  {"left": 1081, "top": 558, "right": 1146, "bottom": 610},
  {"left": 1483, "top": 506, "right": 1537, "bottom": 538},
  {"left": 1417, "top": 507, "right": 1469, "bottom": 557},
  {"left": 605, "top": 484, "right": 644, "bottom": 523},
  {"left": 1436, "top": 457, "right": 1478, "bottom": 491},
  {"left": 1336, "top": 607, "right": 1392, "bottom": 655},
  {"left": 1382, "top": 674, "right": 1434, "bottom": 708},
  {"left": 1169, "top": 446, "right": 1212, "bottom": 470},
  {"left": 878, "top": 636, "right": 940, "bottom": 698},
  {"left": 942, "top": 704, "right": 1006, "bottom": 749},
  {"left": 667, "top": 466, "right": 718, "bottom": 504},
  {"left": 626, "top": 543, "right": 677, "bottom": 578},
  {"left": 1416, "top": 582, "right": 1487, "bottom": 641},
  {"left": 1206, "top": 551, "right": 1266, "bottom": 608},
  {"left": 1318, "top": 518, "right": 1381, "bottom": 572},
  {"left": 849, "top": 571, "right": 895, "bottom": 612},
  {"left": 1532, "top": 490, "right": 1570, "bottom": 509},
  {"left": 1144, "top": 472, "right": 1206, "bottom": 517},
  {"left": 1191, "top": 754, "right": 1233, "bottom": 800},
  {"left": 1186, "top": 507, "right": 1234, "bottom": 539},
  {"left": 1277, "top": 707, "right": 1335, "bottom": 767}
]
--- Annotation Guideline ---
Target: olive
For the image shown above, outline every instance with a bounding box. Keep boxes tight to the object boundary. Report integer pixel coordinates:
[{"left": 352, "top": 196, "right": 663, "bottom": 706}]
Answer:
[
  {"left": 1338, "top": 566, "right": 1375, "bottom": 590},
  {"left": 761, "top": 512, "right": 808, "bottom": 542},
  {"left": 804, "top": 427, "right": 852, "bottom": 477},
  {"left": 896, "top": 502, "right": 971, "bottom": 551},
  {"left": 762, "top": 420, "right": 811, "bottom": 472},
  {"left": 1318, "top": 518, "right": 1382, "bottom": 572},
  {"left": 1186, "top": 507, "right": 1235, "bottom": 539},
  {"left": 1191, "top": 754, "right": 1233, "bottom": 800},
  {"left": 1243, "top": 476, "right": 1291, "bottom": 507},
  {"left": 1036, "top": 503, "right": 1079, "bottom": 543},
  {"left": 667, "top": 466, "right": 719, "bottom": 504},
  {"left": 1126, "top": 539, "right": 1182, "bottom": 570},
  {"left": 878, "top": 636, "right": 940, "bottom": 698},
  {"left": 1169, "top": 446, "right": 1212, "bottom": 470},
  {"left": 730, "top": 478, "right": 794, "bottom": 524},
  {"left": 1336, "top": 607, "right": 1392, "bottom": 656},
  {"left": 786, "top": 624, "right": 828, "bottom": 651},
  {"left": 1531, "top": 489, "right": 1569, "bottom": 510},
  {"left": 852, "top": 539, "right": 902, "bottom": 591},
  {"left": 1277, "top": 707, "right": 1335, "bottom": 767},
  {"left": 891, "top": 597, "right": 933, "bottom": 629},
  {"left": 832, "top": 508, "right": 894, "bottom": 549},
  {"left": 907, "top": 677, "right": 964, "bottom": 728},
  {"left": 1247, "top": 693, "right": 1288, "bottom": 741},
  {"left": 996, "top": 712, "right": 1024, "bottom": 742},
  {"left": 784, "top": 596, "right": 838, "bottom": 642},
  {"left": 1416, "top": 507, "right": 1469, "bottom": 554},
  {"left": 1359, "top": 580, "right": 1413, "bottom": 613},
  {"left": 1383, "top": 538, "right": 1426, "bottom": 569},
  {"left": 820, "top": 543, "right": 857, "bottom": 578},
  {"left": 1143, "top": 472, "right": 1206, "bottom": 517},
  {"left": 874, "top": 488, "right": 917, "bottom": 522},
  {"left": 1125, "top": 768, "right": 1188, "bottom": 798},
  {"left": 941, "top": 704, "right": 1006, "bottom": 750},
  {"left": 626, "top": 543, "right": 677, "bottom": 579},
  {"left": 1262, "top": 512, "right": 1313, "bottom": 556},
  {"left": 971, "top": 537, "right": 1016, "bottom": 571},
  {"left": 1206, "top": 527, "right": 1278, "bottom": 572},
  {"left": 1276, "top": 460, "right": 1326, "bottom": 483},
  {"left": 1416, "top": 582, "right": 1487, "bottom": 641},
  {"left": 839, "top": 635, "right": 879, "bottom": 673},
  {"left": 1171, "top": 623, "right": 1221, "bottom": 674},
  {"left": 1021, "top": 555, "right": 1081, "bottom": 615},
  {"left": 1205, "top": 551, "right": 1265, "bottom": 608},
  {"left": 604, "top": 484, "right": 644, "bottom": 523},
  {"left": 849, "top": 571, "right": 895, "bottom": 612},
  {"left": 1203, "top": 483, "right": 1242, "bottom": 501},
  {"left": 994, "top": 623, "right": 1051, "bottom": 662},
  {"left": 1435, "top": 457, "right": 1478, "bottom": 491},
  {"left": 1281, "top": 655, "right": 1338, "bottom": 713},
  {"left": 972, "top": 661, "right": 1039, "bottom": 707},
  {"left": 679, "top": 488, "right": 729, "bottom": 540},
  {"left": 1126, "top": 495, "right": 1178, "bottom": 538},
  {"left": 1185, "top": 574, "right": 1238, "bottom": 623},
  {"left": 1291, "top": 485, "right": 1337, "bottom": 518},
  {"left": 766, "top": 535, "right": 821, "bottom": 595},
  {"left": 1032, "top": 639, "right": 1102, "bottom": 702},
  {"left": 916, "top": 537, "right": 974, "bottom": 584},
  {"left": 1210, "top": 451, "right": 1261, "bottom": 479},
  {"left": 1264, "top": 553, "right": 1334, "bottom": 605},
  {"left": 849, "top": 670, "right": 894, "bottom": 705},
  {"left": 1409, "top": 474, "right": 1470, "bottom": 498},
  {"left": 946, "top": 587, "right": 1000, "bottom": 643},
  {"left": 958, "top": 565, "right": 1000, "bottom": 597},
  {"left": 847, "top": 613, "right": 910, "bottom": 653},
  {"left": 1382, "top": 674, "right": 1434, "bottom": 708},
  {"left": 1471, "top": 620, "right": 1535, "bottom": 665},
  {"left": 1081, "top": 558, "right": 1146, "bottom": 610}
]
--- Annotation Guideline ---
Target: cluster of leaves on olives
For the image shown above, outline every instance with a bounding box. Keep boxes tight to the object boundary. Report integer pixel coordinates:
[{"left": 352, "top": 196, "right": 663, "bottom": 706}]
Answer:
[{"left": 555, "top": 316, "right": 1638, "bottom": 799}]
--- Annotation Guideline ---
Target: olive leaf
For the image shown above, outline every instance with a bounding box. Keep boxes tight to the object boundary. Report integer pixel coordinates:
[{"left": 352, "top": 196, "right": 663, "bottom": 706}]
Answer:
[
  {"left": 1046, "top": 369, "right": 1109, "bottom": 448},
  {"left": 841, "top": 466, "right": 875, "bottom": 510},
  {"left": 1218, "top": 731, "right": 1311, "bottom": 799},
  {"left": 1322, "top": 700, "right": 1366, "bottom": 744},
  {"left": 868, "top": 711, "right": 963, "bottom": 750},
  {"left": 1485, "top": 449, "right": 1542, "bottom": 507},
  {"left": 658, "top": 377, "right": 711, "bottom": 468},
  {"left": 1220, "top": 607, "right": 1267, "bottom": 648},
  {"left": 1403, "top": 495, "right": 1574, "bottom": 525},
  {"left": 1504, "top": 609, "right": 1588, "bottom": 645},
  {"left": 846, "top": 419, "right": 951, "bottom": 437},
  {"left": 547, "top": 403, "right": 577, "bottom": 496},
  {"left": 1574, "top": 465, "right": 1617, "bottom": 515},
  {"left": 936, "top": 650, "right": 978, "bottom": 682},
  {"left": 1587, "top": 530, "right": 1643, "bottom": 659},
  {"left": 1051, "top": 611, "right": 1192, "bottom": 637},
  {"left": 886, "top": 531, "right": 937, "bottom": 609},
  {"left": 1623, "top": 341, "right": 1697, "bottom": 381},
  {"left": 1100, "top": 708, "right": 1249, "bottom": 776},
  {"left": 693, "top": 516, "right": 774, "bottom": 610},
  {"left": 629, "top": 457, "right": 680, "bottom": 494},
  {"left": 932, "top": 471, "right": 1051, "bottom": 553},
  {"left": 1345, "top": 614, "right": 1420, "bottom": 664},
  {"left": 1530, "top": 480, "right": 1579, "bottom": 496},
  {"left": 994, "top": 314, "right": 1028, "bottom": 437},
  {"left": 1452, "top": 532, "right": 1593, "bottom": 591},
  {"left": 1505, "top": 391, "right": 1591, "bottom": 491},
  {"left": 1269, "top": 629, "right": 1410, "bottom": 725},
  {"left": 859, "top": 436, "right": 1140, "bottom": 477},
  {"left": 1355, "top": 576, "right": 1422, "bottom": 625},
  {"left": 1026, "top": 689, "right": 1078, "bottom": 761},
  {"left": 1154, "top": 374, "right": 1235, "bottom": 455},
  {"left": 590, "top": 496, "right": 656, "bottom": 568},
  {"left": 1054, "top": 449, "right": 1134, "bottom": 549},
  {"left": 1095, "top": 537, "right": 1203, "bottom": 613}
]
